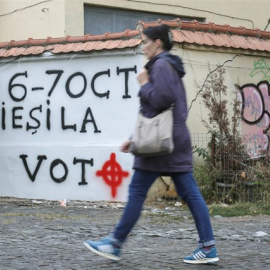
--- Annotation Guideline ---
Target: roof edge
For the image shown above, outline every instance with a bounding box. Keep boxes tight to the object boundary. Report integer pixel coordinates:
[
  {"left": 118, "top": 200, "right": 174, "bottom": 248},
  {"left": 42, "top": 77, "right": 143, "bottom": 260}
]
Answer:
[
  {"left": 137, "top": 19, "right": 270, "bottom": 39},
  {"left": 0, "top": 29, "right": 140, "bottom": 49},
  {"left": 1, "top": 19, "right": 270, "bottom": 58},
  {"left": 2, "top": 19, "right": 270, "bottom": 50}
]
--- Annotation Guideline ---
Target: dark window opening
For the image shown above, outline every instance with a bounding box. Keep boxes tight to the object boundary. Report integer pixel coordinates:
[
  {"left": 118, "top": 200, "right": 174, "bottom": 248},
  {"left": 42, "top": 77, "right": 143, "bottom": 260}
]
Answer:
[{"left": 84, "top": 5, "right": 205, "bottom": 35}]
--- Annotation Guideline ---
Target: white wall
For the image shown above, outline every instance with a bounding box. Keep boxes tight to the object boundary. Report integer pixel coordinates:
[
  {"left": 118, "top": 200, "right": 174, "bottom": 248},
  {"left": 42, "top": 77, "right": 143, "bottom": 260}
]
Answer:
[
  {"left": 0, "top": 51, "right": 143, "bottom": 201},
  {"left": 1, "top": 43, "right": 270, "bottom": 201}
]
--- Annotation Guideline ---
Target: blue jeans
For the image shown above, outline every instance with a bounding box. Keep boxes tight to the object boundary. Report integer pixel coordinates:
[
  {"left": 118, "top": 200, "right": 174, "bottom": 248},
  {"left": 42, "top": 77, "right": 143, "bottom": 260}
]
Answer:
[{"left": 113, "top": 169, "right": 216, "bottom": 248}]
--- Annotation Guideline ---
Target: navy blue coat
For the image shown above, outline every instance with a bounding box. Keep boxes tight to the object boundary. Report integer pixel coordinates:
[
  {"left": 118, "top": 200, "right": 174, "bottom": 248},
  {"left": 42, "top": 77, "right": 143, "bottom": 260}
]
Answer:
[{"left": 133, "top": 52, "right": 193, "bottom": 173}]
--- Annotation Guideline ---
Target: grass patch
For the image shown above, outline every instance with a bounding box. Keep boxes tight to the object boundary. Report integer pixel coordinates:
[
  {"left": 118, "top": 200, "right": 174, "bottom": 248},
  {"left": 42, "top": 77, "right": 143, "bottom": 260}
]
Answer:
[{"left": 208, "top": 202, "right": 270, "bottom": 217}]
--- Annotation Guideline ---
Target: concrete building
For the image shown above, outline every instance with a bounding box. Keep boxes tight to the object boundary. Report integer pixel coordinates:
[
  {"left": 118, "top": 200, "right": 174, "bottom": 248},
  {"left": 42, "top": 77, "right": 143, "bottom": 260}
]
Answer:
[{"left": 1, "top": 0, "right": 270, "bottom": 42}]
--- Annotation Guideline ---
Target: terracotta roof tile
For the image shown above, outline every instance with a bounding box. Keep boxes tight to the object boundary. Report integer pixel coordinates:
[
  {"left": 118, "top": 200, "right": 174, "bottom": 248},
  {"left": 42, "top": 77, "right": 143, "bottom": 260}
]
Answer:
[
  {"left": 105, "top": 40, "right": 122, "bottom": 50},
  {"left": 218, "top": 33, "right": 238, "bottom": 48},
  {"left": 259, "top": 38, "right": 270, "bottom": 49},
  {"left": 95, "top": 41, "right": 109, "bottom": 51},
  {"left": 72, "top": 42, "right": 87, "bottom": 52},
  {"left": 4, "top": 47, "right": 17, "bottom": 57},
  {"left": 1, "top": 19, "right": 270, "bottom": 59},
  {"left": 32, "top": 46, "right": 45, "bottom": 55},
  {"left": 227, "top": 34, "right": 241, "bottom": 48},
  {"left": 44, "top": 44, "right": 55, "bottom": 51},
  {"left": 21, "top": 47, "right": 36, "bottom": 56},
  {"left": 0, "top": 48, "right": 6, "bottom": 57},
  {"left": 51, "top": 44, "right": 67, "bottom": 54},
  {"left": 172, "top": 30, "right": 189, "bottom": 43},
  {"left": 188, "top": 31, "right": 207, "bottom": 45},
  {"left": 83, "top": 41, "right": 99, "bottom": 52},
  {"left": 196, "top": 32, "right": 215, "bottom": 46},
  {"left": 60, "top": 43, "right": 77, "bottom": 53},
  {"left": 119, "top": 39, "right": 141, "bottom": 48},
  {"left": 246, "top": 37, "right": 265, "bottom": 51},
  {"left": 170, "top": 20, "right": 270, "bottom": 52},
  {"left": 12, "top": 47, "right": 26, "bottom": 56}
]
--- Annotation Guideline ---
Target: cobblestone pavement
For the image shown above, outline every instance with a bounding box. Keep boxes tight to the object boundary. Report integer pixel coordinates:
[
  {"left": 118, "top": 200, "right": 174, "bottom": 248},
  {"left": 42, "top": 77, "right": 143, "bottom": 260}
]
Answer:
[{"left": 0, "top": 198, "right": 270, "bottom": 270}]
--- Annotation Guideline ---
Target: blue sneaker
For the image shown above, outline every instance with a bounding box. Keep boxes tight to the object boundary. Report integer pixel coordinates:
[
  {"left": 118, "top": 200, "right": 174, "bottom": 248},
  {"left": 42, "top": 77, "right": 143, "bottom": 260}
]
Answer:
[
  {"left": 183, "top": 247, "right": 219, "bottom": 264},
  {"left": 83, "top": 237, "right": 121, "bottom": 261}
]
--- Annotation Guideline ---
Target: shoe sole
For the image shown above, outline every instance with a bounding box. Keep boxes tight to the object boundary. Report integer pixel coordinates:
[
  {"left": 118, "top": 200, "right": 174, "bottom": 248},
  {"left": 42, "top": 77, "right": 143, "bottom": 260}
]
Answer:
[
  {"left": 183, "top": 257, "right": 219, "bottom": 264},
  {"left": 83, "top": 242, "right": 121, "bottom": 261}
]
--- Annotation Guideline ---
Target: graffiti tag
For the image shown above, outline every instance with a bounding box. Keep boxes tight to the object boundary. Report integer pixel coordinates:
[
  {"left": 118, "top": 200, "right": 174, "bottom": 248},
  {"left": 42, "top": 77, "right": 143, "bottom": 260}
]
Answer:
[
  {"left": 240, "top": 81, "right": 270, "bottom": 157},
  {"left": 250, "top": 58, "right": 270, "bottom": 82},
  {"left": 1, "top": 66, "right": 137, "bottom": 134},
  {"left": 20, "top": 154, "right": 93, "bottom": 185},
  {"left": 96, "top": 153, "right": 129, "bottom": 198}
]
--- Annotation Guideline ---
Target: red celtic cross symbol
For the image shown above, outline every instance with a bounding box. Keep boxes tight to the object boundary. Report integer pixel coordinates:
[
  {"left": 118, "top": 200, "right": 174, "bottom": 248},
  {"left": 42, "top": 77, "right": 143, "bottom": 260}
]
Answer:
[{"left": 96, "top": 153, "right": 129, "bottom": 198}]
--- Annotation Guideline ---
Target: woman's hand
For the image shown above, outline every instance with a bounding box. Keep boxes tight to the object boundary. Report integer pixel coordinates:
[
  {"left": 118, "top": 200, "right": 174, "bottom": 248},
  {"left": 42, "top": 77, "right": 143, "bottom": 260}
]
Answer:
[
  {"left": 121, "top": 140, "right": 131, "bottom": 153},
  {"left": 137, "top": 68, "right": 149, "bottom": 86}
]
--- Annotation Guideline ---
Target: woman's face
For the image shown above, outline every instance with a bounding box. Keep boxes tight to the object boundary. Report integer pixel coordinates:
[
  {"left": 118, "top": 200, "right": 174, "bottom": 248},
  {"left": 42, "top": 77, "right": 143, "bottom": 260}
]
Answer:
[{"left": 142, "top": 34, "right": 161, "bottom": 60}]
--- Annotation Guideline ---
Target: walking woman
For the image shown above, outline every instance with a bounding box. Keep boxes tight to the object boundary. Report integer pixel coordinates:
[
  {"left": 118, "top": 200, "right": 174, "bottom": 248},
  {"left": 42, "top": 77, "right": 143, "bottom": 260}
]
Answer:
[{"left": 84, "top": 24, "right": 219, "bottom": 265}]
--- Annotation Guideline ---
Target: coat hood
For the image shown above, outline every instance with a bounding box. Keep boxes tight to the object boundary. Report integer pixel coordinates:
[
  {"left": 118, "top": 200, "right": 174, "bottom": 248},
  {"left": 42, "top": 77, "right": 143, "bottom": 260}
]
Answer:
[{"left": 145, "top": 51, "right": 185, "bottom": 78}]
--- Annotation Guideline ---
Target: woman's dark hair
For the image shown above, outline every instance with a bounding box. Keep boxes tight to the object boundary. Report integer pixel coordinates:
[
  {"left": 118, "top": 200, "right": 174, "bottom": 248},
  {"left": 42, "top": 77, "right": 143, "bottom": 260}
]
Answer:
[{"left": 143, "top": 24, "right": 173, "bottom": 51}]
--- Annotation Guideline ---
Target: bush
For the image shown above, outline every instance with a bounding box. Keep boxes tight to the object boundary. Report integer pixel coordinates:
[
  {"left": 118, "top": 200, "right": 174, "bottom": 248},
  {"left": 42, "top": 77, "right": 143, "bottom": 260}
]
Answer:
[
  {"left": 194, "top": 159, "right": 270, "bottom": 204},
  {"left": 193, "top": 64, "right": 270, "bottom": 205}
]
